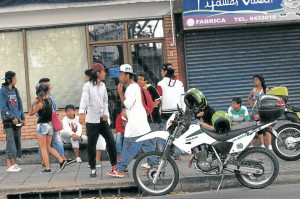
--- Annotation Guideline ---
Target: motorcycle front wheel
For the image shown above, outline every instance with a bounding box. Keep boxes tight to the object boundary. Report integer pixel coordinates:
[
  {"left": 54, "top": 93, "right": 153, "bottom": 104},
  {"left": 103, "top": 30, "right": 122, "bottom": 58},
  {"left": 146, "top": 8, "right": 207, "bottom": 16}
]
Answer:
[
  {"left": 132, "top": 151, "right": 179, "bottom": 196},
  {"left": 272, "top": 123, "right": 300, "bottom": 161},
  {"left": 235, "top": 147, "right": 279, "bottom": 189}
]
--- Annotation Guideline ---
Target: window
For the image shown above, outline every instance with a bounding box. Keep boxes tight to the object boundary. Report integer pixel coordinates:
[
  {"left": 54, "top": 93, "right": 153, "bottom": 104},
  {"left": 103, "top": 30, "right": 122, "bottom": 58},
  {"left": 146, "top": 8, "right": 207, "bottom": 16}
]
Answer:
[
  {"left": 89, "top": 22, "right": 125, "bottom": 42},
  {"left": 128, "top": 20, "right": 164, "bottom": 39},
  {"left": 26, "top": 26, "right": 88, "bottom": 109},
  {"left": 131, "top": 42, "right": 163, "bottom": 85},
  {"left": 0, "top": 31, "right": 28, "bottom": 111}
]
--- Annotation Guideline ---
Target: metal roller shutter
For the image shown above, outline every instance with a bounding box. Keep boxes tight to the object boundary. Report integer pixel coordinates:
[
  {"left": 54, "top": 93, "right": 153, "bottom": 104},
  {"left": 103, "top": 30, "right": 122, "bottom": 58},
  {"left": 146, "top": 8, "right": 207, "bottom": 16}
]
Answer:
[{"left": 185, "top": 24, "right": 300, "bottom": 111}]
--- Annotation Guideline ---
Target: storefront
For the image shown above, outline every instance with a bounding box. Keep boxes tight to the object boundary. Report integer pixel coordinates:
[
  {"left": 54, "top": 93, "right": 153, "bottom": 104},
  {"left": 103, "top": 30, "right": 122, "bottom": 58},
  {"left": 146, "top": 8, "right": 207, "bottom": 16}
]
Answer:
[
  {"left": 182, "top": 0, "right": 300, "bottom": 110},
  {"left": 0, "top": 0, "right": 180, "bottom": 140}
]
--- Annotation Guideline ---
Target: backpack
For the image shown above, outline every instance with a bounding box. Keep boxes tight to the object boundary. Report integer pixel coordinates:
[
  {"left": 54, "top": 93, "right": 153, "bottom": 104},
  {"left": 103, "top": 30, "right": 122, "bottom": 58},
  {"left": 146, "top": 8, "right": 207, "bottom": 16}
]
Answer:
[{"left": 140, "top": 87, "right": 155, "bottom": 117}]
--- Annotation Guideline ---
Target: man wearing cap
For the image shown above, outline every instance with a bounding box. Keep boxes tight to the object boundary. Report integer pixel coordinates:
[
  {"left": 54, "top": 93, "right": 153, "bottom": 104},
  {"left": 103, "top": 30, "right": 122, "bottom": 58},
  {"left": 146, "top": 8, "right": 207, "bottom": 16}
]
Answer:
[
  {"left": 156, "top": 63, "right": 185, "bottom": 160},
  {"left": 79, "top": 63, "right": 117, "bottom": 178},
  {"left": 0, "top": 71, "right": 25, "bottom": 173},
  {"left": 107, "top": 64, "right": 156, "bottom": 178}
]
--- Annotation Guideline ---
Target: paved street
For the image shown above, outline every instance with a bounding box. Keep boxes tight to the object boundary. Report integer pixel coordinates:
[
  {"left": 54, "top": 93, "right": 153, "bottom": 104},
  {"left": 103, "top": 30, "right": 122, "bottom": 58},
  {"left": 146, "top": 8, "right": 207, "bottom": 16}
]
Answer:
[{"left": 147, "top": 183, "right": 300, "bottom": 199}]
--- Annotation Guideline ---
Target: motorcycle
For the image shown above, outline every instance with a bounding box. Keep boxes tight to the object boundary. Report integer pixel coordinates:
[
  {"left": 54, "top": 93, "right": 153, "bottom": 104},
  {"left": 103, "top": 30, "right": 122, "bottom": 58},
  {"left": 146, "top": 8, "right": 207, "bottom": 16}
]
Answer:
[
  {"left": 267, "top": 86, "right": 300, "bottom": 161},
  {"left": 133, "top": 97, "right": 282, "bottom": 196}
]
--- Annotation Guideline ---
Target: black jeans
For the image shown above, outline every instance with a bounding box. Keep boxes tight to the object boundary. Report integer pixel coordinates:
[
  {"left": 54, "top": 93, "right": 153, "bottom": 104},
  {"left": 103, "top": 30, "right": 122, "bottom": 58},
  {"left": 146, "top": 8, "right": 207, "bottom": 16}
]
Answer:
[{"left": 86, "top": 119, "right": 117, "bottom": 170}]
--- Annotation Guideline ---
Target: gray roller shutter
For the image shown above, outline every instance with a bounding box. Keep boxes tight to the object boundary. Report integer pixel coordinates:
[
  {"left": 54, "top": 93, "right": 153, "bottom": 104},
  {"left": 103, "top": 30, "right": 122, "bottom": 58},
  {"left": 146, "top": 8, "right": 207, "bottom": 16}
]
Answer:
[{"left": 185, "top": 23, "right": 300, "bottom": 111}]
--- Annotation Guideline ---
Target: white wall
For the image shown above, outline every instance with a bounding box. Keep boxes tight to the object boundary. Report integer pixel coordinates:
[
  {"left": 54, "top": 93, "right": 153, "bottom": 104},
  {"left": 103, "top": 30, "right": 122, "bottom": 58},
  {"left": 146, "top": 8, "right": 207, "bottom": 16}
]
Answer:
[{"left": 0, "top": 0, "right": 173, "bottom": 30}]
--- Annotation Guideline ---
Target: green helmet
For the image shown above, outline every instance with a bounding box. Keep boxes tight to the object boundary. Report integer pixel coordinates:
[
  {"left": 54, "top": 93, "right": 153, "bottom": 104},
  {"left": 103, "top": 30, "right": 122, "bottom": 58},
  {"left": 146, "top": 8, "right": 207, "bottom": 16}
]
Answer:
[
  {"left": 212, "top": 111, "right": 231, "bottom": 134},
  {"left": 184, "top": 88, "right": 208, "bottom": 109}
]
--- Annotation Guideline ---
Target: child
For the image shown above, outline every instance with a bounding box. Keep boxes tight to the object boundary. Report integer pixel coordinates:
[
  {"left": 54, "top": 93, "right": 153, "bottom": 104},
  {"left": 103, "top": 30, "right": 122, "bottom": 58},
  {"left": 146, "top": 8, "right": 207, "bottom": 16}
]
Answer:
[
  {"left": 115, "top": 107, "right": 127, "bottom": 162},
  {"left": 228, "top": 97, "right": 251, "bottom": 126},
  {"left": 60, "top": 104, "right": 83, "bottom": 163}
]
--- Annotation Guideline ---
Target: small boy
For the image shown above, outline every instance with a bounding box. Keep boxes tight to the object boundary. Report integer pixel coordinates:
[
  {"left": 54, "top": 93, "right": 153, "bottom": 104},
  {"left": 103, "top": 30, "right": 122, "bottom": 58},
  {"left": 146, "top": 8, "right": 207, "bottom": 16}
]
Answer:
[
  {"left": 228, "top": 97, "right": 251, "bottom": 126},
  {"left": 115, "top": 107, "right": 127, "bottom": 162},
  {"left": 61, "top": 104, "right": 83, "bottom": 163}
]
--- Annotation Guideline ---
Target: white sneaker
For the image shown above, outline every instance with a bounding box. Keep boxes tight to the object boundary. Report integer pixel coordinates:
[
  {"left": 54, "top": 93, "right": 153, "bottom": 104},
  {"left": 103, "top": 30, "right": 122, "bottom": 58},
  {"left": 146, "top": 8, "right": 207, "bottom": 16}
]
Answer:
[
  {"left": 249, "top": 145, "right": 254, "bottom": 148},
  {"left": 76, "top": 157, "right": 82, "bottom": 163},
  {"left": 140, "top": 163, "right": 151, "bottom": 169},
  {"left": 14, "top": 164, "right": 22, "bottom": 171},
  {"left": 7, "top": 166, "right": 20, "bottom": 173},
  {"left": 268, "top": 145, "right": 273, "bottom": 151},
  {"left": 261, "top": 145, "right": 266, "bottom": 148}
]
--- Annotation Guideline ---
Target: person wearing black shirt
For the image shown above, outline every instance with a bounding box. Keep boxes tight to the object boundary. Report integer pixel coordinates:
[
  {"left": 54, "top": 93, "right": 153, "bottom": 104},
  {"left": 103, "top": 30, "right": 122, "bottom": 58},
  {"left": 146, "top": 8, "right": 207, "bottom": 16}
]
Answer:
[{"left": 196, "top": 105, "right": 215, "bottom": 129}]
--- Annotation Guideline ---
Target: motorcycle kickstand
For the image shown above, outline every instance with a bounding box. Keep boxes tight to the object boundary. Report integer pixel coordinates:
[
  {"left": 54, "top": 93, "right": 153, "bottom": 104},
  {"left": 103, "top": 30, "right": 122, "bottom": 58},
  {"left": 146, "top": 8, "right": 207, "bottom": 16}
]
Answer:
[{"left": 217, "top": 173, "right": 225, "bottom": 193}]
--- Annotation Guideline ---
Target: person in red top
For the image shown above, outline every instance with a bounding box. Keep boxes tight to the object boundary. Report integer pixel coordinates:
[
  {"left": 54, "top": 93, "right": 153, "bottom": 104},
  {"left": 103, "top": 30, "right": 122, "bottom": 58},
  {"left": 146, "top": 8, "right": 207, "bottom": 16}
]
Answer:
[{"left": 115, "top": 107, "right": 127, "bottom": 162}]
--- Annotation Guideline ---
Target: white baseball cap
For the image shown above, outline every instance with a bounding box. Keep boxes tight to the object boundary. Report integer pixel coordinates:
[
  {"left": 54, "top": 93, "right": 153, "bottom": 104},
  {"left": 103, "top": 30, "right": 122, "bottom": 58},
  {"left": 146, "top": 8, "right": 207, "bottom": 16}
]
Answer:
[{"left": 119, "top": 64, "right": 135, "bottom": 74}]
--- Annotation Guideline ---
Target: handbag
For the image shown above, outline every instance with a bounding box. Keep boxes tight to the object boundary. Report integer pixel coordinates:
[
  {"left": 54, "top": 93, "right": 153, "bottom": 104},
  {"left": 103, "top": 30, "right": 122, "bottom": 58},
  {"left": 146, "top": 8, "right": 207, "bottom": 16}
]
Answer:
[{"left": 52, "top": 111, "right": 62, "bottom": 132}]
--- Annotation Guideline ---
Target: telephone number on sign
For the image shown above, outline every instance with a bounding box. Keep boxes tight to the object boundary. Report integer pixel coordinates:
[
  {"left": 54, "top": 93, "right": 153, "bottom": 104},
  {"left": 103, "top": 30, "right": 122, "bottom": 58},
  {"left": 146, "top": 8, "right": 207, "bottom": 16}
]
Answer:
[{"left": 250, "top": 15, "right": 276, "bottom": 21}]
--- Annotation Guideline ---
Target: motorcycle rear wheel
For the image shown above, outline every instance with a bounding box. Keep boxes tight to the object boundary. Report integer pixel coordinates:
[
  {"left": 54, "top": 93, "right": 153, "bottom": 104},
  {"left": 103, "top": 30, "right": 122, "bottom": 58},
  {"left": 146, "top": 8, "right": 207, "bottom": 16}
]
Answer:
[
  {"left": 235, "top": 147, "right": 279, "bottom": 189},
  {"left": 272, "top": 123, "right": 300, "bottom": 161},
  {"left": 132, "top": 151, "right": 179, "bottom": 196}
]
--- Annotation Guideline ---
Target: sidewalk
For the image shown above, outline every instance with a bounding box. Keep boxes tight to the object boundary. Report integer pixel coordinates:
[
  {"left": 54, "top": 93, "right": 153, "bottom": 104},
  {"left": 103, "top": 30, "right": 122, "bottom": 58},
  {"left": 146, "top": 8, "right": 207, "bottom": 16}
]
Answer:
[{"left": 1, "top": 154, "right": 300, "bottom": 199}]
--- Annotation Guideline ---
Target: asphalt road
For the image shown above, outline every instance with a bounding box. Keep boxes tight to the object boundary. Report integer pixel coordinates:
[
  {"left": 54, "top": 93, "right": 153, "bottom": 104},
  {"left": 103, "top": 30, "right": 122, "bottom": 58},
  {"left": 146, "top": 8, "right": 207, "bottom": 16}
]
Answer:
[{"left": 145, "top": 183, "right": 300, "bottom": 199}]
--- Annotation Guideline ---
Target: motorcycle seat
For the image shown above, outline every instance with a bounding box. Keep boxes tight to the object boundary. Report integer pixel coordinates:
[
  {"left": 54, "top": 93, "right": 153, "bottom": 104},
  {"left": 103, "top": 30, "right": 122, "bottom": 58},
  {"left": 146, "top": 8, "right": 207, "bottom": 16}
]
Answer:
[
  {"left": 291, "top": 105, "right": 300, "bottom": 112},
  {"left": 201, "top": 122, "right": 257, "bottom": 142}
]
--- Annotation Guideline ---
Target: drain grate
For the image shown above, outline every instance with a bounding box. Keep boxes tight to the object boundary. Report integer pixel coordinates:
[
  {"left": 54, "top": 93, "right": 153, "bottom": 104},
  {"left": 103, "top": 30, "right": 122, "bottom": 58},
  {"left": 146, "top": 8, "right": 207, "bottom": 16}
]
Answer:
[{"left": 7, "top": 187, "right": 140, "bottom": 199}]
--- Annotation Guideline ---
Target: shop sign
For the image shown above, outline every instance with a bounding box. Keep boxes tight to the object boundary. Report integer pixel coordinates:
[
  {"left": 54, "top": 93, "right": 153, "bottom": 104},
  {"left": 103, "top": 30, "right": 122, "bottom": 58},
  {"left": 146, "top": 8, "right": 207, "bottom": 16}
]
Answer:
[
  {"left": 183, "top": 0, "right": 300, "bottom": 28},
  {"left": 109, "top": 68, "right": 120, "bottom": 78}
]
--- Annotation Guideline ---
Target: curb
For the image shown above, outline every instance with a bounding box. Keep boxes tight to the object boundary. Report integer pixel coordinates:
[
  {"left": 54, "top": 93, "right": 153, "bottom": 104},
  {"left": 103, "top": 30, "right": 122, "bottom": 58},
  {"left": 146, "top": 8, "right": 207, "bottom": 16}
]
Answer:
[{"left": 3, "top": 169, "right": 300, "bottom": 198}]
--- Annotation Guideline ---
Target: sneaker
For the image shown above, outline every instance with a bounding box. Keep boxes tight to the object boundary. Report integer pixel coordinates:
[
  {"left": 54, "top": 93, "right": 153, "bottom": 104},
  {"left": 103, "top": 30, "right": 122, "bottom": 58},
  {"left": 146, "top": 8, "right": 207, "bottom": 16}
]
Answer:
[
  {"left": 140, "top": 163, "right": 151, "bottom": 169},
  {"left": 268, "top": 145, "right": 273, "bottom": 151},
  {"left": 40, "top": 169, "right": 52, "bottom": 174},
  {"left": 6, "top": 166, "right": 20, "bottom": 173},
  {"left": 59, "top": 160, "right": 67, "bottom": 172},
  {"left": 96, "top": 162, "right": 102, "bottom": 168},
  {"left": 66, "top": 159, "right": 76, "bottom": 165},
  {"left": 107, "top": 170, "right": 125, "bottom": 178},
  {"left": 261, "top": 145, "right": 266, "bottom": 148},
  {"left": 249, "top": 145, "right": 254, "bottom": 148},
  {"left": 76, "top": 157, "right": 82, "bottom": 163},
  {"left": 13, "top": 164, "right": 22, "bottom": 171},
  {"left": 90, "top": 169, "right": 97, "bottom": 178}
]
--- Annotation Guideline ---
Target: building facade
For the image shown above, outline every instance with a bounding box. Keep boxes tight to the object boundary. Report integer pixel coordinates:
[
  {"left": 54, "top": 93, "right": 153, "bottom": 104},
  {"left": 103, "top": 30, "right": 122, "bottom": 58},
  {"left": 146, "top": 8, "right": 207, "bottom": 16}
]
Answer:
[
  {"left": 0, "top": 0, "right": 183, "bottom": 141},
  {"left": 182, "top": 0, "right": 300, "bottom": 111}
]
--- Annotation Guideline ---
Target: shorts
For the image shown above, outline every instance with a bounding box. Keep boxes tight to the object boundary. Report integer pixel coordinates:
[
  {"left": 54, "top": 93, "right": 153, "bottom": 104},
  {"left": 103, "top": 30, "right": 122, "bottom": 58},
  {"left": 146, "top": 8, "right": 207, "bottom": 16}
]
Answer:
[{"left": 37, "top": 123, "right": 54, "bottom": 136}]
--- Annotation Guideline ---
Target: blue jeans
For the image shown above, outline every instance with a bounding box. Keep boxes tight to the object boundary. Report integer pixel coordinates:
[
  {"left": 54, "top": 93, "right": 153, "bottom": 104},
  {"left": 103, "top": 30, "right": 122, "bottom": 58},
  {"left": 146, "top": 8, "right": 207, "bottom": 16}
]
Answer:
[
  {"left": 116, "top": 132, "right": 124, "bottom": 155},
  {"left": 5, "top": 127, "right": 22, "bottom": 159},
  {"left": 118, "top": 136, "right": 157, "bottom": 172},
  {"left": 158, "top": 119, "right": 182, "bottom": 159},
  {"left": 38, "top": 131, "right": 65, "bottom": 158}
]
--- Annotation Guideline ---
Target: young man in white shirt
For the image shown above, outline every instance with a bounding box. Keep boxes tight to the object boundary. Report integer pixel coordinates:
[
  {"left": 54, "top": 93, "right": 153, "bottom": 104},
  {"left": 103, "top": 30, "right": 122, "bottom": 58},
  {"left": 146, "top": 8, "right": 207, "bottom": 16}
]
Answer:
[
  {"left": 156, "top": 63, "right": 185, "bottom": 160},
  {"left": 79, "top": 63, "right": 117, "bottom": 178},
  {"left": 107, "top": 64, "right": 156, "bottom": 178},
  {"left": 60, "top": 104, "right": 83, "bottom": 163}
]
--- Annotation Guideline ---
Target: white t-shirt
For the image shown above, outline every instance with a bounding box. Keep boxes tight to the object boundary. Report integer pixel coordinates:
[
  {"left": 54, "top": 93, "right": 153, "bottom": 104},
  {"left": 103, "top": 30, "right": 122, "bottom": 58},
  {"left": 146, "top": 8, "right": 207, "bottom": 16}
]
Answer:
[
  {"left": 124, "top": 83, "right": 151, "bottom": 138},
  {"left": 62, "top": 115, "right": 82, "bottom": 137},
  {"left": 157, "top": 77, "right": 185, "bottom": 114}
]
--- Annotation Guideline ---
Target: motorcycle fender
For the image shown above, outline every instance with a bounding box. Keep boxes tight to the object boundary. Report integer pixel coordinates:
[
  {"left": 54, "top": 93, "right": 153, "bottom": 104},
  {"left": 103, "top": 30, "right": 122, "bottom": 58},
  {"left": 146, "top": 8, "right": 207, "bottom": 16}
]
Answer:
[{"left": 136, "top": 131, "right": 170, "bottom": 142}]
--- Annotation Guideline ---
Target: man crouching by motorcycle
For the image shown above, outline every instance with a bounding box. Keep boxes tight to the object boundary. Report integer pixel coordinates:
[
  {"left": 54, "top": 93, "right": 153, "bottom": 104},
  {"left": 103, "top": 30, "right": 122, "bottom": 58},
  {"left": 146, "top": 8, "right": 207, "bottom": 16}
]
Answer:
[{"left": 184, "top": 89, "right": 215, "bottom": 167}]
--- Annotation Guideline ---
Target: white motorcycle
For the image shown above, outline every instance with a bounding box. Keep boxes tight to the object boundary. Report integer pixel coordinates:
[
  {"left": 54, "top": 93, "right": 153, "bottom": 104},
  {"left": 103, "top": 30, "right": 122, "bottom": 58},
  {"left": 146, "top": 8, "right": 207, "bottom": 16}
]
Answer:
[{"left": 133, "top": 104, "right": 281, "bottom": 196}]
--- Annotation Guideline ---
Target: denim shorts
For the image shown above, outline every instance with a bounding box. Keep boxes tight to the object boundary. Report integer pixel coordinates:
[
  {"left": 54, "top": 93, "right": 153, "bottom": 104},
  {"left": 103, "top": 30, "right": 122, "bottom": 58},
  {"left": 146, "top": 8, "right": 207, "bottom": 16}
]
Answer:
[{"left": 37, "top": 123, "right": 54, "bottom": 136}]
